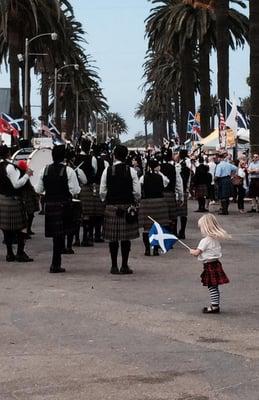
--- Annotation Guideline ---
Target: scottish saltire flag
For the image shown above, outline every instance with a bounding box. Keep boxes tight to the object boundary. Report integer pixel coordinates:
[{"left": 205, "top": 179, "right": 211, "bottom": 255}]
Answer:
[
  {"left": 226, "top": 99, "right": 250, "bottom": 130},
  {"left": 48, "top": 121, "right": 64, "bottom": 145},
  {"left": 149, "top": 222, "right": 178, "bottom": 254},
  {"left": 187, "top": 111, "right": 201, "bottom": 142},
  {"left": 1, "top": 113, "right": 23, "bottom": 131}
]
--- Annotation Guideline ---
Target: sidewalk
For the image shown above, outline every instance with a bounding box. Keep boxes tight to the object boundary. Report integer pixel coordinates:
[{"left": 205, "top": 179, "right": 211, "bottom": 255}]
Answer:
[{"left": 0, "top": 201, "right": 259, "bottom": 400}]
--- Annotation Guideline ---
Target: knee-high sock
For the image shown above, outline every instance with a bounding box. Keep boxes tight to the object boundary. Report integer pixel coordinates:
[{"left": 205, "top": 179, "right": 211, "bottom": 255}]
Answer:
[
  {"left": 121, "top": 240, "right": 131, "bottom": 268},
  {"left": 3, "top": 230, "right": 14, "bottom": 256},
  {"left": 180, "top": 216, "right": 187, "bottom": 234},
  {"left": 82, "top": 220, "right": 89, "bottom": 242},
  {"left": 109, "top": 241, "right": 119, "bottom": 268},
  {"left": 67, "top": 233, "right": 73, "bottom": 249},
  {"left": 208, "top": 285, "right": 220, "bottom": 306},
  {"left": 52, "top": 236, "right": 63, "bottom": 268},
  {"left": 27, "top": 213, "right": 34, "bottom": 233},
  {"left": 16, "top": 231, "right": 25, "bottom": 255},
  {"left": 142, "top": 232, "right": 150, "bottom": 254},
  {"left": 94, "top": 216, "right": 103, "bottom": 239}
]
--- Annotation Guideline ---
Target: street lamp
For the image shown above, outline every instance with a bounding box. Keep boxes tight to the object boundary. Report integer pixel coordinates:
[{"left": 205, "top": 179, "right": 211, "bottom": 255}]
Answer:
[
  {"left": 22, "top": 32, "right": 57, "bottom": 140},
  {"left": 53, "top": 64, "right": 79, "bottom": 125}
]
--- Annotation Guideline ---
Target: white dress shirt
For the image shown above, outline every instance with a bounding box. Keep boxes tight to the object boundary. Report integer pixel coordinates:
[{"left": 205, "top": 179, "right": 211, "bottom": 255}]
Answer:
[
  {"left": 99, "top": 161, "right": 141, "bottom": 202},
  {"left": 35, "top": 164, "right": 81, "bottom": 197},
  {"left": 6, "top": 163, "right": 29, "bottom": 189},
  {"left": 139, "top": 172, "right": 169, "bottom": 188}
]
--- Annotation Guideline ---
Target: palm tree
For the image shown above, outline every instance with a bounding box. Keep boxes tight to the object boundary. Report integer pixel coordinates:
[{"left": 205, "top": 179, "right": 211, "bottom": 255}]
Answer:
[
  {"left": 0, "top": 0, "right": 62, "bottom": 118},
  {"left": 135, "top": 101, "right": 149, "bottom": 148},
  {"left": 250, "top": 0, "right": 259, "bottom": 154}
]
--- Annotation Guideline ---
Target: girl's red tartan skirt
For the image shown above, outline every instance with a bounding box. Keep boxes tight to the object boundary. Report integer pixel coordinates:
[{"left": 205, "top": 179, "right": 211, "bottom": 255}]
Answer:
[{"left": 201, "top": 260, "right": 229, "bottom": 287}]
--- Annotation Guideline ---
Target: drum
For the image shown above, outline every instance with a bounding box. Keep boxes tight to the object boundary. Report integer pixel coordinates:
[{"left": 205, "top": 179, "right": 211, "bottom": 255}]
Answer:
[
  {"left": 12, "top": 148, "right": 52, "bottom": 188},
  {"left": 27, "top": 148, "right": 52, "bottom": 188}
]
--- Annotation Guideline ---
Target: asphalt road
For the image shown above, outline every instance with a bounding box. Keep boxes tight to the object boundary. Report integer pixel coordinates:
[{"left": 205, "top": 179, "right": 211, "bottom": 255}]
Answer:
[{"left": 0, "top": 201, "right": 259, "bottom": 400}]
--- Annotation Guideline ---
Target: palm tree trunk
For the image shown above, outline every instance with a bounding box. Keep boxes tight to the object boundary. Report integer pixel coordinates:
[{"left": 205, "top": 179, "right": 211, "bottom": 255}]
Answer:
[
  {"left": 41, "top": 72, "right": 49, "bottom": 125},
  {"left": 199, "top": 38, "right": 211, "bottom": 137},
  {"left": 216, "top": 0, "right": 229, "bottom": 115},
  {"left": 144, "top": 119, "right": 148, "bottom": 148},
  {"left": 153, "top": 119, "right": 167, "bottom": 145},
  {"left": 180, "top": 43, "right": 196, "bottom": 143},
  {"left": 250, "top": 0, "right": 259, "bottom": 154},
  {"left": 8, "top": 31, "right": 22, "bottom": 118}
]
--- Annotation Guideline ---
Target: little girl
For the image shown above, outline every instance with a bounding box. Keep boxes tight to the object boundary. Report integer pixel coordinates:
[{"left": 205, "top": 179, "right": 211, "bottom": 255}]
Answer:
[{"left": 190, "top": 213, "right": 231, "bottom": 313}]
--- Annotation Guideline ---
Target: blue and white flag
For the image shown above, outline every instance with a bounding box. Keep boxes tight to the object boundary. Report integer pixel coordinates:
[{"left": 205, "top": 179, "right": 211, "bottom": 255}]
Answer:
[
  {"left": 226, "top": 99, "right": 250, "bottom": 130},
  {"left": 1, "top": 113, "right": 23, "bottom": 131},
  {"left": 149, "top": 222, "right": 178, "bottom": 254}
]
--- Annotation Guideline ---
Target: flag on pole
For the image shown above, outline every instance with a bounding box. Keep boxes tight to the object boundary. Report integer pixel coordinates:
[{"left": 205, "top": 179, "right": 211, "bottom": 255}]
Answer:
[
  {"left": 225, "top": 98, "right": 238, "bottom": 137},
  {"left": 187, "top": 111, "right": 201, "bottom": 142},
  {"left": 0, "top": 117, "right": 19, "bottom": 138},
  {"left": 148, "top": 222, "right": 178, "bottom": 254},
  {"left": 1, "top": 113, "right": 23, "bottom": 131},
  {"left": 226, "top": 99, "right": 250, "bottom": 130}
]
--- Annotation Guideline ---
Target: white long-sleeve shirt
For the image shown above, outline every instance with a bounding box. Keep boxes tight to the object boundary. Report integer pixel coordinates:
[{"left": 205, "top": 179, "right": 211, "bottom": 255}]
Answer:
[
  {"left": 139, "top": 172, "right": 169, "bottom": 188},
  {"left": 99, "top": 161, "right": 141, "bottom": 202},
  {"left": 6, "top": 163, "right": 29, "bottom": 189},
  {"left": 35, "top": 164, "right": 81, "bottom": 197}
]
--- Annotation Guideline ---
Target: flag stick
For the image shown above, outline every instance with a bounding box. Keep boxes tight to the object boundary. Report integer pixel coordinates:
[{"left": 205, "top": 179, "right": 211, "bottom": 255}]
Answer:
[
  {"left": 147, "top": 216, "right": 191, "bottom": 251},
  {"left": 177, "top": 239, "right": 191, "bottom": 251}
]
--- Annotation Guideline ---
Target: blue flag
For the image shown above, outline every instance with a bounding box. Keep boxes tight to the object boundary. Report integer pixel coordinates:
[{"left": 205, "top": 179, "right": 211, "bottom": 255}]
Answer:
[{"left": 149, "top": 222, "right": 178, "bottom": 254}]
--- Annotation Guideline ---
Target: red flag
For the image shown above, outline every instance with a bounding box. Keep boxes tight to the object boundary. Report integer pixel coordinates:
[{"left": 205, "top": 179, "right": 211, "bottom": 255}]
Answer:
[{"left": 0, "top": 117, "right": 19, "bottom": 138}]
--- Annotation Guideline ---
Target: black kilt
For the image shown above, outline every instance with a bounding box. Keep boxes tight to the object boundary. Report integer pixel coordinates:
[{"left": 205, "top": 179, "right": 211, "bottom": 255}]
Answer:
[
  {"left": 249, "top": 178, "right": 259, "bottom": 198},
  {"left": 163, "top": 192, "right": 178, "bottom": 221},
  {"left": 103, "top": 204, "right": 139, "bottom": 241},
  {"left": 80, "top": 184, "right": 105, "bottom": 218},
  {"left": 0, "top": 194, "right": 27, "bottom": 231},
  {"left": 195, "top": 184, "right": 208, "bottom": 199},
  {"left": 201, "top": 260, "right": 230, "bottom": 287},
  {"left": 217, "top": 176, "right": 233, "bottom": 199},
  {"left": 139, "top": 197, "right": 170, "bottom": 231},
  {"left": 45, "top": 200, "right": 74, "bottom": 238},
  {"left": 22, "top": 188, "right": 40, "bottom": 215},
  {"left": 176, "top": 193, "right": 188, "bottom": 217}
]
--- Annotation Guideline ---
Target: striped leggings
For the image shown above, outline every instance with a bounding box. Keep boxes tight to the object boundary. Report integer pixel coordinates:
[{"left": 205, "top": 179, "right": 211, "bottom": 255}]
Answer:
[{"left": 208, "top": 285, "right": 220, "bottom": 306}]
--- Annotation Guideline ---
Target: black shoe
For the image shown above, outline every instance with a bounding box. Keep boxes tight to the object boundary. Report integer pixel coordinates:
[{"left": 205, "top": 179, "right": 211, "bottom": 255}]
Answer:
[
  {"left": 144, "top": 249, "right": 151, "bottom": 256},
  {"left": 24, "top": 233, "right": 31, "bottom": 240},
  {"left": 15, "top": 252, "right": 34, "bottom": 262},
  {"left": 202, "top": 305, "right": 220, "bottom": 314},
  {"left": 110, "top": 266, "right": 120, "bottom": 274},
  {"left": 120, "top": 266, "right": 133, "bottom": 274},
  {"left": 49, "top": 266, "right": 66, "bottom": 273},
  {"left": 73, "top": 240, "right": 81, "bottom": 247},
  {"left": 38, "top": 210, "right": 45, "bottom": 215},
  {"left": 247, "top": 208, "right": 256, "bottom": 213},
  {"left": 27, "top": 230, "right": 35, "bottom": 235},
  {"left": 95, "top": 238, "right": 105, "bottom": 243},
  {"left": 153, "top": 247, "right": 160, "bottom": 256},
  {"left": 178, "top": 231, "right": 185, "bottom": 239},
  {"left": 87, "top": 239, "right": 94, "bottom": 247},
  {"left": 6, "top": 254, "right": 15, "bottom": 262},
  {"left": 62, "top": 248, "right": 75, "bottom": 254}
]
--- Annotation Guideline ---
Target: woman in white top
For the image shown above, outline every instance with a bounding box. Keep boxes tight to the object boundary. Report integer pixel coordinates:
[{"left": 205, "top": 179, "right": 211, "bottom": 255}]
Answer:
[
  {"left": 237, "top": 160, "right": 248, "bottom": 213},
  {"left": 190, "top": 214, "right": 231, "bottom": 314}
]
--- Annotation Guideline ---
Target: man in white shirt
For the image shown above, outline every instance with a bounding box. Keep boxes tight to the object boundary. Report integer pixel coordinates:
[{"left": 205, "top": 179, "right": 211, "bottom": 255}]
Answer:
[{"left": 36, "top": 145, "right": 80, "bottom": 273}]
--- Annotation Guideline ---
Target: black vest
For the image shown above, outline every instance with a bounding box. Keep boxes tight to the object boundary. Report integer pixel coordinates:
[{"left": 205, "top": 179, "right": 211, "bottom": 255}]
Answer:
[
  {"left": 0, "top": 161, "right": 19, "bottom": 196},
  {"left": 76, "top": 154, "right": 95, "bottom": 185},
  {"left": 142, "top": 173, "right": 164, "bottom": 199},
  {"left": 160, "top": 162, "right": 176, "bottom": 193},
  {"left": 43, "top": 163, "right": 71, "bottom": 202},
  {"left": 106, "top": 163, "right": 134, "bottom": 205},
  {"left": 94, "top": 157, "right": 106, "bottom": 184}
]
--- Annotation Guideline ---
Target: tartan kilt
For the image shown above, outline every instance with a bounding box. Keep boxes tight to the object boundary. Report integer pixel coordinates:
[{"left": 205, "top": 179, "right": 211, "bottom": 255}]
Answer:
[
  {"left": 80, "top": 185, "right": 105, "bottom": 218},
  {"left": 45, "top": 200, "right": 74, "bottom": 238},
  {"left": 217, "top": 176, "right": 233, "bottom": 199},
  {"left": 201, "top": 260, "right": 230, "bottom": 287},
  {"left": 0, "top": 194, "right": 27, "bottom": 231},
  {"left": 249, "top": 178, "right": 259, "bottom": 198},
  {"left": 194, "top": 184, "right": 208, "bottom": 199},
  {"left": 103, "top": 204, "right": 139, "bottom": 241},
  {"left": 163, "top": 192, "right": 178, "bottom": 221},
  {"left": 22, "top": 189, "right": 40, "bottom": 215},
  {"left": 176, "top": 193, "right": 188, "bottom": 217},
  {"left": 139, "top": 197, "right": 170, "bottom": 230},
  {"left": 71, "top": 199, "right": 82, "bottom": 230}
]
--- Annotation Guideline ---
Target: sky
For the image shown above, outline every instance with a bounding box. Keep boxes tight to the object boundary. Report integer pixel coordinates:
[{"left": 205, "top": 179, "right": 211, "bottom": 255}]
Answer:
[{"left": 0, "top": 0, "right": 250, "bottom": 140}]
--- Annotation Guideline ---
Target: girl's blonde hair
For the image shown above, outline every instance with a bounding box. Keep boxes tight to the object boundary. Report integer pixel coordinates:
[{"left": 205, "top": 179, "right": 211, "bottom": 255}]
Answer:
[{"left": 198, "top": 213, "right": 231, "bottom": 240}]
